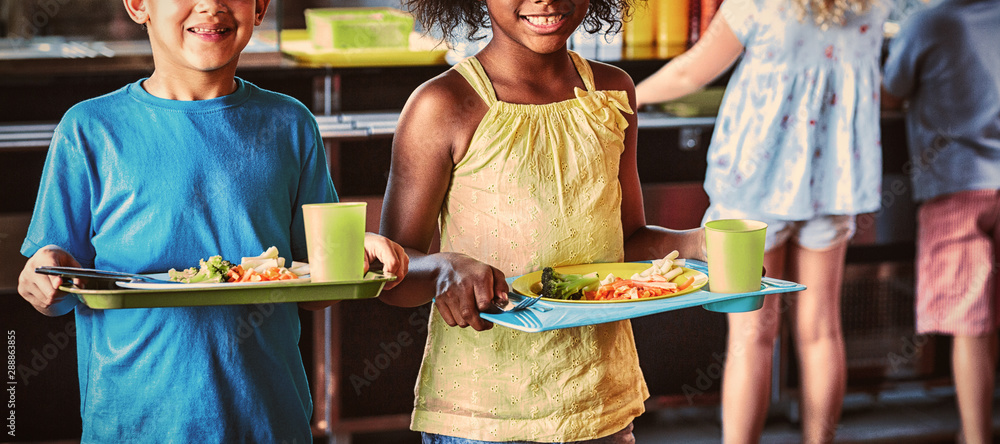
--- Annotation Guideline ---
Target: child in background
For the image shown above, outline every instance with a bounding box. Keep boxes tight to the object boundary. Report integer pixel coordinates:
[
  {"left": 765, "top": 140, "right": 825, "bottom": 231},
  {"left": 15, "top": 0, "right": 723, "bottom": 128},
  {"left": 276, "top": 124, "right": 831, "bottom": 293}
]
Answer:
[
  {"left": 378, "top": 0, "right": 705, "bottom": 441},
  {"left": 882, "top": 2, "right": 1000, "bottom": 443},
  {"left": 635, "top": 0, "right": 892, "bottom": 442},
  {"left": 16, "top": 0, "right": 408, "bottom": 441}
]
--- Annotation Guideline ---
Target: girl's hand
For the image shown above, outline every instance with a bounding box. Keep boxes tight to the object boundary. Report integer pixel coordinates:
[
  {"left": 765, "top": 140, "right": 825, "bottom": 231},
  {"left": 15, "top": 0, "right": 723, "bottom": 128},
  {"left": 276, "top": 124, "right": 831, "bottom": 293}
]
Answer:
[
  {"left": 363, "top": 232, "right": 410, "bottom": 290},
  {"left": 18, "top": 245, "right": 81, "bottom": 317},
  {"left": 431, "top": 252, "right": 508, "bottom": 332}
]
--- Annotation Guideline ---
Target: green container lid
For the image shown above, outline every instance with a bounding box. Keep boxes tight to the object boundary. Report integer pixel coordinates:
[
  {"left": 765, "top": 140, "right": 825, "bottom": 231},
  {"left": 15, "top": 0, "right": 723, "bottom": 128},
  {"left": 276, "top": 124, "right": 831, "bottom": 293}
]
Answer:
[{"left": 305, "top": 7, "right": 415, "bottom": 51}]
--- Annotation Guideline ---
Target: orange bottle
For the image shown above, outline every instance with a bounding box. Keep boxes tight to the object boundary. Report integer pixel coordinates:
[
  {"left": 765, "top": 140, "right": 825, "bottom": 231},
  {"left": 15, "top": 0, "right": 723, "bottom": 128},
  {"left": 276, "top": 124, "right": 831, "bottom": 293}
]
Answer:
[{"left": 700, "top": 0, "right": 722, "bottom": 37}]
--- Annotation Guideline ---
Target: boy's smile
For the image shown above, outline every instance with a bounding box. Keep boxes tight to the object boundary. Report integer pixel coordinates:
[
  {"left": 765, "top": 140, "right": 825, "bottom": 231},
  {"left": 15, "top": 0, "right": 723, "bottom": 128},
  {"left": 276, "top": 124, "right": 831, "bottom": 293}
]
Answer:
[
  {"left": 123, "top": 0, "right": 270, "bottom": 99},
  {"left": 187, "top": 24, "right": 234, "bottom": 42}
]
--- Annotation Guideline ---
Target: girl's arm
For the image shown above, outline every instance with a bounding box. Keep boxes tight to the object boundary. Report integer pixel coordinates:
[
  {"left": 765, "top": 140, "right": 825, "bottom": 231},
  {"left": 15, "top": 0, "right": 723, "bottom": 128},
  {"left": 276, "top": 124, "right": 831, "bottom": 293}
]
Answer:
[
  {"left": 594, "top": 63, "right": 708, "bottom": 262},
  {"left": 635, "top": 14, "right": 744, "bottom": 108},
  {"left": 378, "top": 73, "right": 507, "bottom": 331}
]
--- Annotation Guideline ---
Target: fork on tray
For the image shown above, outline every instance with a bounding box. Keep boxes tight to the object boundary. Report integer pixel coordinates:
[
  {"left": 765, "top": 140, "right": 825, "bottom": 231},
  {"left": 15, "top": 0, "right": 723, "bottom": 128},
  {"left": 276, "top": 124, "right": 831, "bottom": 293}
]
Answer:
[{"left": 495, "top": 293, "right": 543, "bottom": 312}]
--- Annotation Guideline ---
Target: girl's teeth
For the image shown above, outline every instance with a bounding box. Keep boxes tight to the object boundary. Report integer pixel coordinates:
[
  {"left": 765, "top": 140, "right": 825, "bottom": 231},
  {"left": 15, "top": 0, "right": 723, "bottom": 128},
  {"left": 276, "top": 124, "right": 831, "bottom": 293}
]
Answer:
[
  {"left": 191, "top": 28, "right": 225, "bottom": 33},
  {"left": 525, "top": 15, "right": 560, "bottom": 26}
]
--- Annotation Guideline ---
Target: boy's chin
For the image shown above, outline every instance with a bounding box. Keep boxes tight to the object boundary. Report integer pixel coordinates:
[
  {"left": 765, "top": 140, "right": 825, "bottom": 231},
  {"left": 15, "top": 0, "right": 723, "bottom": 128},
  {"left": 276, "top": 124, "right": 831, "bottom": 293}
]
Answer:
[{"left": 184, "top": 55, "right": 243, "bottom": 74}]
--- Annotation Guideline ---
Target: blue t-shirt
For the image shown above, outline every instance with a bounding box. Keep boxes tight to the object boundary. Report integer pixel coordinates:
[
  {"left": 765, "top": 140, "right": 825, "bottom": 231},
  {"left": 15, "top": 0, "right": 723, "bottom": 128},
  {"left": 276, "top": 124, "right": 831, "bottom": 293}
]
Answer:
[
  {"left": 706, "top": 0, "right": 891, "bottom": 219},
  {"left": 882, "top": 0, "right": 1000, "bottom": 202},
  {"left": 21, "top": 78, "right": 336, "bottom": 443}
]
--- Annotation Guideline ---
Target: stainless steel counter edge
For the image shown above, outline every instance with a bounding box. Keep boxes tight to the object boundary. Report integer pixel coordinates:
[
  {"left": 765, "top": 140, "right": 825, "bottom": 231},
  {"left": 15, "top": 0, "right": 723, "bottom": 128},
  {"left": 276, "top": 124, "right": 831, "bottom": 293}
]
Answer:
[
  {"left": 0, "top": 111, "right": 903, "bottom": 150},
  {"left": 0, "top": 112, "right": 718, "bottom": 150}
]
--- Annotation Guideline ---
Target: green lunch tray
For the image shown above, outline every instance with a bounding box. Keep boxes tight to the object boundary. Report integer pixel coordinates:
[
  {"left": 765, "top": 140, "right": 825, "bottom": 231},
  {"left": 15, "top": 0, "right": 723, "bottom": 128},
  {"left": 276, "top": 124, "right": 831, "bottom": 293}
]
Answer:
[{"left": 63, "top": 272, "right": 395, "bottom": 309}]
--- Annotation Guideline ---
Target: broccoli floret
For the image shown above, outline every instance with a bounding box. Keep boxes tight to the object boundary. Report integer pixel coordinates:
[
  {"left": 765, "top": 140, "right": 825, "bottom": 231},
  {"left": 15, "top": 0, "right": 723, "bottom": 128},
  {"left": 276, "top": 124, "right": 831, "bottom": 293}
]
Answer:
[
  {"left": 540, "top": 267, "right": 600, "bottom": 300},
  {"left": 169, "top": 255, "right": 234, "bottom": 283},
  {"left": 204, "top": 256, "right": 233, "bottom": 275}
]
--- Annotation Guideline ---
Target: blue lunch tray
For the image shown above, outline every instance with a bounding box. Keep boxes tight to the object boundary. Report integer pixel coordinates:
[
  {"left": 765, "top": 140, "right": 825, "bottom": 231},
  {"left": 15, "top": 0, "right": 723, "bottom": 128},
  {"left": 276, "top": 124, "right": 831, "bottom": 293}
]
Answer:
[{"left": 479, "top": 259, "right": 805, "bottom": 333}]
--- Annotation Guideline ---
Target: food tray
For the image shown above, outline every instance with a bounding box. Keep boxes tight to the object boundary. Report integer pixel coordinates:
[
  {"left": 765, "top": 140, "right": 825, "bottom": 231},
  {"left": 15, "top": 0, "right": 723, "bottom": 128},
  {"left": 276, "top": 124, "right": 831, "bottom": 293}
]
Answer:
[
  {"left": 64, "top": 272, "right": 395, "bottom": 309},
  {"left": 479, "top": 260, "right": 804, "bottom": 333}
]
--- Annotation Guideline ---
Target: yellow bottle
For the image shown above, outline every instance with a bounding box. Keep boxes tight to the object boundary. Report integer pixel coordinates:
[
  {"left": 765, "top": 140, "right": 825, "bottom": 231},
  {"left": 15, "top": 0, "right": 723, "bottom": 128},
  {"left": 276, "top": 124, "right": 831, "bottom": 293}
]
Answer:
[
  {"left": 656, "top": 0, "right": 689, "bottom": 50},
  {"left": 624, "top": 0, "right": 656, "bottom": 47}
]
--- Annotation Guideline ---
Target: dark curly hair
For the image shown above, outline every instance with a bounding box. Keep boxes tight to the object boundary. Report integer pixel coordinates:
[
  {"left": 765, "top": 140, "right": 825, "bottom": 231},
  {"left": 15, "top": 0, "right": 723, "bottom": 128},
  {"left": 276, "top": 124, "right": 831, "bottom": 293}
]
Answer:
[{"left": 403, "top": 0, "right": 642, "bottom": 42}]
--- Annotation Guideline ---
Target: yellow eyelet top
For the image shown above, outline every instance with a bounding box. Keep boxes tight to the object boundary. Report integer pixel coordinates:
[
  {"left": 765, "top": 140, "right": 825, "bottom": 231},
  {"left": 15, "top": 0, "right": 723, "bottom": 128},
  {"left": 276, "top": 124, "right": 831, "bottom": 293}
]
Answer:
[{"left": 410, "top": 51, "right": 648, "bottom": 442}]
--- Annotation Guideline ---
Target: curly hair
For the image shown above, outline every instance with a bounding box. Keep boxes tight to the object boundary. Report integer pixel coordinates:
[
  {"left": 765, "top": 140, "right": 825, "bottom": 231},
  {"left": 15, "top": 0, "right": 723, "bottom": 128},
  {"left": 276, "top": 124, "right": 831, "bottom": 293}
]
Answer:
[
  {"left": 791, "top": 0, "right": 876, "bottom": 29},
  {"left": 403, "top": 0, "right": 643, "bottom": 42}
]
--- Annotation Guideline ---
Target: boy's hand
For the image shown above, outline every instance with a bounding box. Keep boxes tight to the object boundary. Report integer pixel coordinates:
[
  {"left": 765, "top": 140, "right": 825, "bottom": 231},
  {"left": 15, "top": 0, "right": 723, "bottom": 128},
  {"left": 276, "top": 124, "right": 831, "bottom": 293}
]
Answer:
[
  {"left": 363, "top": 232, "right": 409, "bottom": 290},
  {"left": 18, "top": 245, "right": 81, "bottom": 317}
]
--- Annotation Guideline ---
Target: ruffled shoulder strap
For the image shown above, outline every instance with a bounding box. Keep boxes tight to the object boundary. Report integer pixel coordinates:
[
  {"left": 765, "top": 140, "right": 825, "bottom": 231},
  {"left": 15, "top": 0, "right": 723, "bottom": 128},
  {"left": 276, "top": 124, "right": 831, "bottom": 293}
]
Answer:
[
  {"left": 452, "top": 56, "right": 497, "bottom": 107},
  {"left": 568, "top": 50, "right": 597, "bottom": 91},
  {"left": 568, "top": 51, "right": 634, "bottom": 131}
]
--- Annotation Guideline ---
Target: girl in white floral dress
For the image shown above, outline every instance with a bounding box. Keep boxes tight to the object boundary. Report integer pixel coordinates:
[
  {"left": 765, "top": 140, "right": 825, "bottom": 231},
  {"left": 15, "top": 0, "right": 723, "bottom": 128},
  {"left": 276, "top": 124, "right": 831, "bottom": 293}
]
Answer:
[{"left": 636, "top": 0, "right": 893, "bottom": 442}]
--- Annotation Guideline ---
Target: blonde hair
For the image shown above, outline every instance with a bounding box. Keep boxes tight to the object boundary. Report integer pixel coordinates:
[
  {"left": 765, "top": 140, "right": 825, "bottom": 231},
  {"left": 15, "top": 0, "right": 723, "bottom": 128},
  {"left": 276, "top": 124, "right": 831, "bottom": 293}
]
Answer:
[{"left": 791, "top": 0, "right": 875, "bottom": 28}]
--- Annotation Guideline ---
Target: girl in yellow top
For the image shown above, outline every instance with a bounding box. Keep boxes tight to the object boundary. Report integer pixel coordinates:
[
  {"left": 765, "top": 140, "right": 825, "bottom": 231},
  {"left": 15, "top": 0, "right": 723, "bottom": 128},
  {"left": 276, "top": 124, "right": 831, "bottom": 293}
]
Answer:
[{"left": 379, "top": 0, "right": 704, "bottom": 441}]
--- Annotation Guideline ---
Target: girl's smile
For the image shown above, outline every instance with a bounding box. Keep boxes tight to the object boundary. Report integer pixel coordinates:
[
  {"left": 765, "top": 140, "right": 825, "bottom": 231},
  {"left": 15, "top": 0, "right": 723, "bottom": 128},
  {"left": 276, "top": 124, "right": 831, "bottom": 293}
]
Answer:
[
  {"left": 521, "top": 12, "right": 570, "bottom": 33},
  {"left": 486, "top": 0, "right": 587, "bottom": 56}
]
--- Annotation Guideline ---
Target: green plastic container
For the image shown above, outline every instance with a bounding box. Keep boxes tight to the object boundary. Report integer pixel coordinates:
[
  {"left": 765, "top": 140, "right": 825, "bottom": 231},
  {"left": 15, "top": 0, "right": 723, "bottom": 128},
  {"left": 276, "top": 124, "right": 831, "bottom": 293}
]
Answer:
[{"left": 305, "top": 7, "right": 414, "bottom": 51}]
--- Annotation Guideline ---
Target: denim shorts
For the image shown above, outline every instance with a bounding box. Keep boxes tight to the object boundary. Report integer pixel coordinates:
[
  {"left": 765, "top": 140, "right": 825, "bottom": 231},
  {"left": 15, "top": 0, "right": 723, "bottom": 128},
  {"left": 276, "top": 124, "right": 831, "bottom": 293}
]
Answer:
[{"left": 702, "top": 202, "right": 856, "bottom": 251}]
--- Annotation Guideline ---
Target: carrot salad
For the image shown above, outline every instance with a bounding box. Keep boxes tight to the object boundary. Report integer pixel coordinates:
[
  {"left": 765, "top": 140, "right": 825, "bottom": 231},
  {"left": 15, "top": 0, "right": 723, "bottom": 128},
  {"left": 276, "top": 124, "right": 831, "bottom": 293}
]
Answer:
[
  {"left": 226, "top": 265, "right": 299, "bottom": 283},
  {"left": 581, "top": 250, "right": 695, "bottom": 301},
  {"left": 585, "top": 275, "right": 696, "bottom": 301}
]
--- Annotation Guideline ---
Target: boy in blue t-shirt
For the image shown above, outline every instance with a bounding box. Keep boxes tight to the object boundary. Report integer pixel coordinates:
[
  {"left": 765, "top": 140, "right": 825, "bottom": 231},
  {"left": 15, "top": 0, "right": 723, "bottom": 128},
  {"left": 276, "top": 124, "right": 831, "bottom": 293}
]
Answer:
[{"left": 16, "top": 0, "right": 408, "bottom": 441}]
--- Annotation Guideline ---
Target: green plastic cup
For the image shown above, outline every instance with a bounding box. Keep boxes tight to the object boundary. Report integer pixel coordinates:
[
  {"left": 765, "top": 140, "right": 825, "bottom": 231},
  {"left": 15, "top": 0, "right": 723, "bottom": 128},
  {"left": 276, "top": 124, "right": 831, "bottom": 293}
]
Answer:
[
  {"left": 704, "top": 219, "right": 767, "bottom": 294},
  {"left": 303, "top": 202, "right": 367, "bottom": 282}
]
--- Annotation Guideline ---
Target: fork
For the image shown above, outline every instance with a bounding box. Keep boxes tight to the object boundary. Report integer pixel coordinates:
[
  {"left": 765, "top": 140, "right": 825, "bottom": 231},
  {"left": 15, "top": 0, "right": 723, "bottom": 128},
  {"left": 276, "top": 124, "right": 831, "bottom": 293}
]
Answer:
[
  {"left": 495, "top": 293, "right": 544, "bottom": 312},
  {"left": 35, "top": 266, "right": 181, "bottom": 285}
]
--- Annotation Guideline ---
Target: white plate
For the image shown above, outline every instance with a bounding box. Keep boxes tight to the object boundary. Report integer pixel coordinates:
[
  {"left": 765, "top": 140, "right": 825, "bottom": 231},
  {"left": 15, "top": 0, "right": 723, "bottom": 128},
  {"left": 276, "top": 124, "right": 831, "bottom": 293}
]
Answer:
[{"left": 116, "top": 273, "right": 311, "bottom": 290}]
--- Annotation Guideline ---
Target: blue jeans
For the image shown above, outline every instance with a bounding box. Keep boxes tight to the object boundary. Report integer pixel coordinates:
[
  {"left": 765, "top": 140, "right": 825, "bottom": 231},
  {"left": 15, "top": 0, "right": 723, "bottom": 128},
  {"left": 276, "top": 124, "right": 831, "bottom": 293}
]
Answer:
[{"left": 421, "top": 423, "right": 635, "bottom": 444}]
